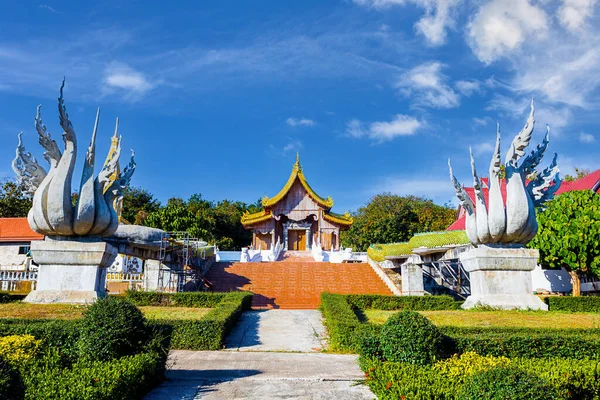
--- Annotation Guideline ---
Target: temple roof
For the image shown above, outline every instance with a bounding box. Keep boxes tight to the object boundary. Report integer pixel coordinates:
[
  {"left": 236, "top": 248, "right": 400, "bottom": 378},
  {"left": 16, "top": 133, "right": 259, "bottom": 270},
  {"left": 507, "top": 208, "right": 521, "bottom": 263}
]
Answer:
[
  {"left": 261, "top": 154, "right": 334, "bottom": 209},
  {"left": 323, "top": 211, "right": 353, "bottom": 226}
]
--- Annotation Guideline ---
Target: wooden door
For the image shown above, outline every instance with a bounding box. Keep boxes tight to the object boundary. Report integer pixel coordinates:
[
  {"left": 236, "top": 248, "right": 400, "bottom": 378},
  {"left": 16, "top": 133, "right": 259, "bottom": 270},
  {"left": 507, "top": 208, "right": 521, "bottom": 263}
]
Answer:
[
  {"left": 322, "top": 232, "right": 333, "bottom": 250},
  {"left": 288, "top": 230, "right": 298, "bottom": 250},
  {"left": 288, "top": 230, "right": 306, "bottom": 250},
  {"left": 297, "top": 230, "right": 306, "bottom": 250}
]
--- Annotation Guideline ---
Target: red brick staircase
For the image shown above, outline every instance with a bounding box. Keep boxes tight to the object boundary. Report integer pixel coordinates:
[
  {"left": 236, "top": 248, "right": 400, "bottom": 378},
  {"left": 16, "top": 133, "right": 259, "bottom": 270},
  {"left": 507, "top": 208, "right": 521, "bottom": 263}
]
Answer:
[{"left": 205, "top": 258, "right": 394, "bottom": 309}]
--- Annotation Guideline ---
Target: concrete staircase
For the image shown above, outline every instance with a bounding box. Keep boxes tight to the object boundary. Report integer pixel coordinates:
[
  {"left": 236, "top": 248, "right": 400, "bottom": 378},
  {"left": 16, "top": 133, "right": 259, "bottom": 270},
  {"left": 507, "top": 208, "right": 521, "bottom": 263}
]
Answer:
[{"left": 205, "top": 259, "right": 394, "bottom": 309}]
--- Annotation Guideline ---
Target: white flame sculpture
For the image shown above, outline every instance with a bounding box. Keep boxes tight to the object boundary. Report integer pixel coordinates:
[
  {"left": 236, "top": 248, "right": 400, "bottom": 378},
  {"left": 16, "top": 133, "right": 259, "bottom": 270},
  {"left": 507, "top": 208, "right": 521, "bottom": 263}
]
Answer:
[
  {"left": 449, "top": 101, "right": 561, "bottom": 246},
  {"left": 12, "top": 80, "right": 135, "bottom": 237}
]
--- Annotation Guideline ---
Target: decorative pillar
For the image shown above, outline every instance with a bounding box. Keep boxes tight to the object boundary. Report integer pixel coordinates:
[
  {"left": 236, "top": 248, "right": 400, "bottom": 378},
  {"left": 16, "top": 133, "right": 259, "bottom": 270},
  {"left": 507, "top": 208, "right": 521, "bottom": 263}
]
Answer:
[
  {"left": 305, "top": 228, "right": 311, "bottom": 250},
  {"left": 283, "top": 225, "right": 289, "bottom": 251},
  {"left": 271, "top": 230, "right": 275, "bottom": 248}
]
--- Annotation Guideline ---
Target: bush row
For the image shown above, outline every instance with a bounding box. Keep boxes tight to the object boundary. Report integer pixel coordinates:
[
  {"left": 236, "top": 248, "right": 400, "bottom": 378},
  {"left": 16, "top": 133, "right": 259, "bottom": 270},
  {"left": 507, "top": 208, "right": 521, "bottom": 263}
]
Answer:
[
  {"left": 152, "top": 292, "right": 253, "bottom": 350},
  {"left": 545, "top": 296, "right": 600, "bottom": 313},
  {"left": 0, "top": 293, "right": 27, "bottom": 303},
  {"left": 125, "top": 290, "right": 234, "bottom": 308},
  {"left": 360, "top": 354, "right": 600, "bottom": 400},
  {"left": 321, "top": 293, "right": 600, "bottom": 359},
  {"left": 345, "top": 294, "right": 459, "bottom": 310}
]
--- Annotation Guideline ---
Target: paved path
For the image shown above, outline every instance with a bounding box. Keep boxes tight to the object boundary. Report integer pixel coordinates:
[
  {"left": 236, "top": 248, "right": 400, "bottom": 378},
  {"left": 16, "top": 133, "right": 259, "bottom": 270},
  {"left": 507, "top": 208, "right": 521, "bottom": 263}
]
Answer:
[
  {"left": 144, "top": 310, "right": 375, "bottom": 399},
  {"left": 144, "top": 351, "right": 374, "bottom": 400},
  {"left": 225, "top": 310, "right": 327, "bottom": 352}
]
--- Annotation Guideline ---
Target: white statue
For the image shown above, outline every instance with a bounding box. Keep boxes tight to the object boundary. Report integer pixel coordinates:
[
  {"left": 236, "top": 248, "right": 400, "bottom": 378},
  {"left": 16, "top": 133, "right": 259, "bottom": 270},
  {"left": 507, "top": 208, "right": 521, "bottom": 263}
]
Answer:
[
  {"left": 449, "top": 101, "right": 561, "bottom": 246},
  {"left": 12, "top": 80, "right": 135, "bottom": 238}
]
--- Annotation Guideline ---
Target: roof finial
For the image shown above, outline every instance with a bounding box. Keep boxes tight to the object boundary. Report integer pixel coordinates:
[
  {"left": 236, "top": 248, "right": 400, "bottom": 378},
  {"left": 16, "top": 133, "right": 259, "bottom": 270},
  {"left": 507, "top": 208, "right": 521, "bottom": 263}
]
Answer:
[{"left": 295, "top": 152, "right": 301, "bottom": 170}]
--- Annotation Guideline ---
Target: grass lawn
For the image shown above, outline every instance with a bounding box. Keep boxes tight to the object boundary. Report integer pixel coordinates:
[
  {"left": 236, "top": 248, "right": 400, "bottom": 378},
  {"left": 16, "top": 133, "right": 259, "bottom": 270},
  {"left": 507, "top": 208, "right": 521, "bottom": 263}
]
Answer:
[
  {"left": 361, "top": 309, "right": 600, "bottom": 329},
  {"left": 0, "top": 302, "right": 212, "bottom": 321}
]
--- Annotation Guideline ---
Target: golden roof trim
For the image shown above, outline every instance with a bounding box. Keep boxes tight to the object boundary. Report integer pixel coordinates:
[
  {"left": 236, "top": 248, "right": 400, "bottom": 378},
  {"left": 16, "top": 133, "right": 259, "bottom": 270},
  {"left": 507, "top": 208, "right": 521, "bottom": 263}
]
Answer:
[
  {"left": 323, "top": 211, "right": 353, "bottom": 226},
  {"left": 261, "top": 155, "right": 334, "bottom": 209},
  {"left": 241, "top": 210, "right": 273, "bottom": 226}
]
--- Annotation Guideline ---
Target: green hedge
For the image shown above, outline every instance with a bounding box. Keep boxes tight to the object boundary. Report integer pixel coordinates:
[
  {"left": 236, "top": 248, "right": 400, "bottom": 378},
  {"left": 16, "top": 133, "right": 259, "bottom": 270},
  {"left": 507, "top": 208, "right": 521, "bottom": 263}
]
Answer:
[
  {"left": 125, "top": 290, "right": 237, "bottom": 308},
  {"left": 408, "top": 230, "right": 469, "bottom": 249},
  {"left": 367, "top": 243, "right": 411, "bottom": 262},
  {"left": 320, "top": 293, "right": 363, "bottom": 352},
  {"left": 22, "top": 351, "right": 164, "bottom": 400},
  {"left": 0, "top": 293, "right": 27, "bottom": 303},
  {"left": 151, "top": 292, "right": 253, "bottom": 350},
  {"left": 360, "top": 356, "right": 600, "bottom": 400},
  {"left": 346, "top": 294, "right": 459, "bottom": 310},
  {"left": 546, "top": 296, "right": 600, "bottom": 313},
  {"left": 442, "top": 327, "right": 600, "bottom": 360}
]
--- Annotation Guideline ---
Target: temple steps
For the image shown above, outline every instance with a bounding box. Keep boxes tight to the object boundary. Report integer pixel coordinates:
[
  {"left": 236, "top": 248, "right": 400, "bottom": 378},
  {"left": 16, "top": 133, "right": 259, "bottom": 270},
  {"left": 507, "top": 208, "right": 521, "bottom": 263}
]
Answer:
[{"left": 205, "top": 261, "right": 394, "bottom": 309}]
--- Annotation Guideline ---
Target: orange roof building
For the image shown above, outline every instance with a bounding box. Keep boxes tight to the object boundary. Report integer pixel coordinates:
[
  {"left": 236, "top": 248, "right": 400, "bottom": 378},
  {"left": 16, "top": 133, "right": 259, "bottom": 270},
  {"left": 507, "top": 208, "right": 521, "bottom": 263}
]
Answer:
[
  {"left": 0, "top": 218, "right": 43, "bottom": 242},
  {"left": 241, "top": 155, "right": 352, "bottom": 251}
]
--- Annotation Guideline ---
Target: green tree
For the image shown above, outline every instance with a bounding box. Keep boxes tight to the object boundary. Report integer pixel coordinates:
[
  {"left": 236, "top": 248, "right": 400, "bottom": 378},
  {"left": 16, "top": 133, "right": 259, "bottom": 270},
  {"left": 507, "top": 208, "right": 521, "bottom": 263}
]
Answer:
[
  {"left": 0, "top": 180, "right": 32, "bottom": 217},
  {"left": 340, "top": 194, "right": 455, "bottom": 251},
  {"left": 212, "top": 200, "right": 252, "bottom": 250},
  {"left": 529, "top": 190, "right": 600, "bottom": 296},
  {"left": 564, "top": 167, "right": 590, "bottom": 182},
  {"left": 121, "top": 186, "right": 161, "bottom": 224}
]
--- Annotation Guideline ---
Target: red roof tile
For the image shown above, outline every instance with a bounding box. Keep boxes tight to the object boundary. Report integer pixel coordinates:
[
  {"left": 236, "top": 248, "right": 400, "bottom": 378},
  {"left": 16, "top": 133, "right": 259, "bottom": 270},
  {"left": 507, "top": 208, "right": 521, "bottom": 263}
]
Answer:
[
  {"left": 447, "top": 169, "right": 600, "bottom": 231},
  {"left": 0, "top": 218, "right": 43, "bottom": 242}
]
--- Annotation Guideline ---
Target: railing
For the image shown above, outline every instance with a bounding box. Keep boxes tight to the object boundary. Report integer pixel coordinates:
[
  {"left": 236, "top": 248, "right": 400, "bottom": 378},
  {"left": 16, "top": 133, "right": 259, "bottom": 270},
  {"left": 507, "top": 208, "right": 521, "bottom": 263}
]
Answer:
[
  {"left": 0, "top": 271, "right": 37, "bottom": 292},
  {"left": 106, "top": 272, "right": 144, "bottom": 293}
]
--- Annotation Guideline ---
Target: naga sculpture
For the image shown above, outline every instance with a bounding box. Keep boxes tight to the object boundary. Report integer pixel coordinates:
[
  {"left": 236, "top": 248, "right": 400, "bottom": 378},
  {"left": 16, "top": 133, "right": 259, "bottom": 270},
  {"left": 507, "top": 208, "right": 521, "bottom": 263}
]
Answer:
[
  {"left": 12, "top": 80, "right": 135, "bottom": 238},
  {"left": 448, "top": 101, "right": 561, "bottom": 246}
]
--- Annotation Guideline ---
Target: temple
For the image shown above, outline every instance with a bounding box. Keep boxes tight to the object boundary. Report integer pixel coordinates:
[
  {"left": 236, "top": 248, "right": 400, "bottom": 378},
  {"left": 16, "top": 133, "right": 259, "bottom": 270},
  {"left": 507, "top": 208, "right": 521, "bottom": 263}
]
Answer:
[{"left": 241, "top": 154, "right": 353, "bottom": 251}]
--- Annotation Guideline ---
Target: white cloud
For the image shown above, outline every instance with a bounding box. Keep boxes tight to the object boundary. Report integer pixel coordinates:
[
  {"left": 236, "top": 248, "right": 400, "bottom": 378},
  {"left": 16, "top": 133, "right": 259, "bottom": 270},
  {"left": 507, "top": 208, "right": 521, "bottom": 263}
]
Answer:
[
  {"left": 559, "top": 0, "right": 598, "bottom": 32},
  {"left": 473, "top": 142, "right": 495, "bottom": 155},
  {"left": 455, "top": 80, "right": 481, "bottom": 96},
  {"left": 395, "top": 62, "right": 459, "bottom": 108},
  {"left": 473, "top": 116, "right": 492, "bottom": 126},
  {"left": 38, "top": 4, "right": 61, "bottom": 13},
  {"left": 485, "top": 95, "right": 573, "bottom": 131},
  {"left": 353, "top": 0, "right": 459, "bottom": 46},
  {"left": 286, "top": 117, "right": 315, "bottom": 127},
  {"left": 346, "top": 114, "right": 422, "bottom": 142},
  {"left": 103, "top": 63, "right": 154, "bottom": 100},
  {"left": 282, "top": 138, "right": 303, "bottom": 153},
  {"left": 467, "top": 0, "right": 548, "bottom": 64},
  {"left": 579, "top": 132, "right": 596, "bottom": 143}
]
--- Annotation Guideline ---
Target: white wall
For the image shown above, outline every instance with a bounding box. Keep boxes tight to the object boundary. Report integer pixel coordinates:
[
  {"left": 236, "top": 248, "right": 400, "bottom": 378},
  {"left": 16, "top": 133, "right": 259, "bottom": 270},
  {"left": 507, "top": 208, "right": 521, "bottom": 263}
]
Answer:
[
  {"left": 0, "top": 243, "right": 30, "bottom": 270},
  {"left": 531, "top": 264, "right": 572, "bottom": 293}
]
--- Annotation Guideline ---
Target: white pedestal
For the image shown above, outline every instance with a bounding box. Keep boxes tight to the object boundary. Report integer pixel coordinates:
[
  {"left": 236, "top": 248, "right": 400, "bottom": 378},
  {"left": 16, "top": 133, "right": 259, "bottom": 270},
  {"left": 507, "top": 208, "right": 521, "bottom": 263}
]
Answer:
[
  {"left": 24, "top": 238, "right": 117, "bottom": 304},
  {"left": 460, "top": 245, "right": 547, "bottom": 310}
]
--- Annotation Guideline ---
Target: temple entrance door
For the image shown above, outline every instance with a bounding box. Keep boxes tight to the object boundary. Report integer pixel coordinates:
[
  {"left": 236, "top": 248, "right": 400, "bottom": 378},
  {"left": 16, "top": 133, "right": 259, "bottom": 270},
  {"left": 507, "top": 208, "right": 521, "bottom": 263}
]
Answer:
[{"left": 288, "top": 230, "right": 306, "bottom": 250}]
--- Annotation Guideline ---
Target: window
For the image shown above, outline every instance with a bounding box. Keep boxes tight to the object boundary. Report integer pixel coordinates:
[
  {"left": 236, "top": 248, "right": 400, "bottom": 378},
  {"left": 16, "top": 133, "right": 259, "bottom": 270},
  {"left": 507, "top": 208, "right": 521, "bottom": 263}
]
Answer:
[{"left": 18, "top": 246, "right": 30, "bottom": 255}]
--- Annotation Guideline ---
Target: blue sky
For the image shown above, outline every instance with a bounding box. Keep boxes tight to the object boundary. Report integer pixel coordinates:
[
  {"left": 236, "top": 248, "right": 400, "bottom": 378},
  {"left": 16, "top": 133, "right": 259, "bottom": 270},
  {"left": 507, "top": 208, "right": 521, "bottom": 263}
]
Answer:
[{"left": 1, "top": 0, "right": 599, "bottom": 213}]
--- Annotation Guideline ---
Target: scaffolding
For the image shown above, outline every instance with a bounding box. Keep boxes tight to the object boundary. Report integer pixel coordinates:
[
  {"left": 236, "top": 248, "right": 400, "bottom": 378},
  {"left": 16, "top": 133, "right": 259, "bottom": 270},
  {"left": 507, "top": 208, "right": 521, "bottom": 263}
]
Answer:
[
  {"left": 422, "top": 259, "right": 471, "bottom": 299},
  {"left": 156, "top": 231, "right": 212, "bottom": 292}
]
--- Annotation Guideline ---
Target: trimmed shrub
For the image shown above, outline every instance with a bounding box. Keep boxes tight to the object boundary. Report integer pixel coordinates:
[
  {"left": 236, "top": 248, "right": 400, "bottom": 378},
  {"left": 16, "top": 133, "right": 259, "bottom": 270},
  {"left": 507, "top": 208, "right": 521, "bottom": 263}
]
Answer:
[
  {"left": 457, "top": 366, "right": 562, "bottom": 400},
  {"left": 441, "top": 327, "right": 600, "bottom": 360},
  {"left": 356, "top": 324, "right": 383, "bottom": 360},
  {"left": 346, "top": 294, "right": 459, "bottom": 311},
  {"left": 154, "top": 292, "right": 252, "bottom": 350},
  {"left": 546, "top": 296, "right": 600, "bottom": 313},
  {"left": 320, "top": 293, "right": 362, "bottom": 352},
  {"left": 0, "top": 357, "right": 24, "bottom": 400},
  {"left": 359, "top": 357, "right": 456, "bottom": 400},
  {"left": 0, "top": 319, "right": 80, "bottom": 366},
  {"left": 367, "top": 243, "right": 411, "bottom": 262},
  {"left": 23, "top": 351, "right": 163, "bottom": 400},
  {"left": 380, "top": 311, "right": 443, "bottom": 365},
  {"left": 77, "top": 297, "right": 147, "bottom": 362},
  {"left": 125, "top": 290, "right": 250, "bottom": 308},
  {"left": 408, "top": 230, "right": 469, "bottom": 250},
  {"left": 434, "top": 351, "right": 510, "bottom": 385},
  {"left": 0, "top": 335, "right": 40, "bottom": 365},
  {"left": 0, "top": 293, "right": 27, "bottom": 304}
]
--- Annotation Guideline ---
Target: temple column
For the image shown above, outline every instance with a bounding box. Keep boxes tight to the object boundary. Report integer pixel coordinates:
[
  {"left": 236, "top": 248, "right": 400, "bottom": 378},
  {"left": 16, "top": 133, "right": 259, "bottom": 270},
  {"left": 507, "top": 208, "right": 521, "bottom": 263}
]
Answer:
[
  {"left": 283, "top": 225, "right": 289, "bottom": 251},
  {"left": 271, "top": 230, "right": 275, "bottom": 248},
  {"left": 306, "top": 228, "right": 311, "bottom": 250}
]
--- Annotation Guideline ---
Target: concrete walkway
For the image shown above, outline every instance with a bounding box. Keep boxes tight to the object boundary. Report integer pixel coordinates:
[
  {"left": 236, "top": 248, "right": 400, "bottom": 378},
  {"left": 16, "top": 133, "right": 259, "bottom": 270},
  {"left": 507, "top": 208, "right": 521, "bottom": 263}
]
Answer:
[
  {"left": 144, "top": 351, "right": 374, "bottom": 399},
  {"left": 144, "top": 310, "right": 375, "bottom": 399},
  {"left": 225, "top": 310, "right": 327, "bottom": 352}
]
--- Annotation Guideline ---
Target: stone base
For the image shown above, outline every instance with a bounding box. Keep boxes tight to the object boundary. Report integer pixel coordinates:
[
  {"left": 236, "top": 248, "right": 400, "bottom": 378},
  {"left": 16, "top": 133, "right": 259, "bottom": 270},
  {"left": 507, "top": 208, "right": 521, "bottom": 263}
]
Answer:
[
  {"left": 24, "top": 290, "right": 104, "bottom": 304},
  {"left": 401, "top": 263, "right": 424, "bottom": 296},
  {"left": 460, "top": 245, "right": 548, "bottom": 311},
  {"left": 24, "top": 238, "right": 117, "bottom": 304}
]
